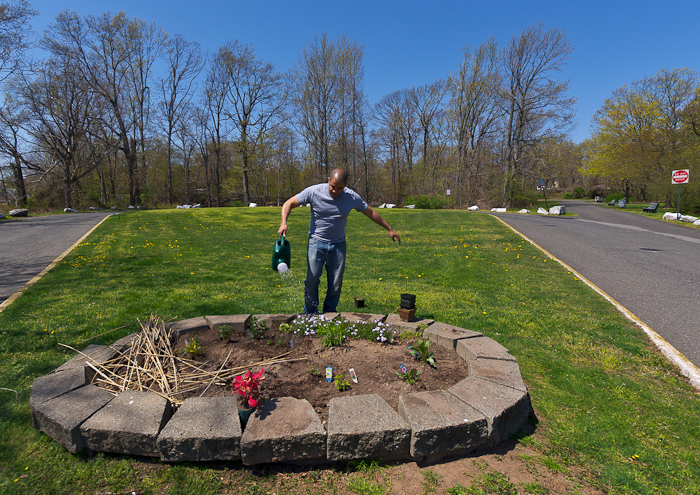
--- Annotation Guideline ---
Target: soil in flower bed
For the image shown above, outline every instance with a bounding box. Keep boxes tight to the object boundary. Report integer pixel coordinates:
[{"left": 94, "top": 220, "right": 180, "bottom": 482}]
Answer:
[{"left": 175, "top": 325, "right": 470, "bottom": 424}]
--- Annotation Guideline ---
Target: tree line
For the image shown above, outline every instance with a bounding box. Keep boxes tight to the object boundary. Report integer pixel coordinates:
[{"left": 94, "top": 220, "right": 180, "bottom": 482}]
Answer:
[
  {"left": 0, "top": 2, "right": 586, "bottom": 211},
  {"left": 583, "top": 68, "right": 700, "bottom": 211}
]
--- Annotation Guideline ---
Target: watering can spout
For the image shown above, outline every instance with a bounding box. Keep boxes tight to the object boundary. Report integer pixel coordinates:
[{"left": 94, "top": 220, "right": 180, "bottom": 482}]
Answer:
[{"left": 271, "top": 235, "right": 291, "bottom": 271}]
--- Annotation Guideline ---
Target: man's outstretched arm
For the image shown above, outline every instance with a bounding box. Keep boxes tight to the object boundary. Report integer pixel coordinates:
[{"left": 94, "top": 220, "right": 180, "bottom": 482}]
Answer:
[
  {"left": 361, "top": 207, "right": 401, "bottom": 244},
  {"left": 278, "top": 196, "right": 301, "bottom": 237}
]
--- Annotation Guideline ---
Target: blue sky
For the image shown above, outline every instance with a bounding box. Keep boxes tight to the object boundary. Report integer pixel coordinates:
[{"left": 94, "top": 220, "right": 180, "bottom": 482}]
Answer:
[{"left": 26, "top": 0, "right": 700, "bottom": 144}]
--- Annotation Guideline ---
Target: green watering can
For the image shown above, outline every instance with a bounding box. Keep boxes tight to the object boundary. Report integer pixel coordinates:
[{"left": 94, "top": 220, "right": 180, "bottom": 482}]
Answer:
[{"left": 271, "top": 235, "right": 291, "bottom": 272}]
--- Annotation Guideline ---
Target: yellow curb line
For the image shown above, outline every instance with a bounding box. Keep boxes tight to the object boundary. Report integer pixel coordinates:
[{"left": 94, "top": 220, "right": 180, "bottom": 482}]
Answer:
[
  {"left": 0, "top": 214, "right": 115, "bottom": 314},
  {"left": 493, "top": 215, "right": 700, "bottom": 391}
]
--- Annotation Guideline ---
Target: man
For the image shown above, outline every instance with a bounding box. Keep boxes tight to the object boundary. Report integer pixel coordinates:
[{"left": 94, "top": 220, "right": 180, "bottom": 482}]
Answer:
[{"left": 278, "top": 168, "right": 400, "bottom": 314}]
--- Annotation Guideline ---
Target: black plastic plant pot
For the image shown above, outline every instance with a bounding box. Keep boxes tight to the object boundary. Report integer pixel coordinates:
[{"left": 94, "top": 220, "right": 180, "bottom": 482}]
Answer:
[
  {"left": 354, "top": 298, "right": 365, "bottom": 308},
  {"left": 400, "top": 293, "right": 416, "bottom": 309}
]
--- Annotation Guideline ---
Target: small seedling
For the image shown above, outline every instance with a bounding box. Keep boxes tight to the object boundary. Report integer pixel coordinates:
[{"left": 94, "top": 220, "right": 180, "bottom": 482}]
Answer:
[
  {"left": 249, "top": 316, "right": 268, "bottom": 340},
  {"left": 410, "top": 339, "right": 436, "bottom": 368},
  {"left": 182, "top": 336, "right": 202, "bottom": 358},
  {"left": 219, "top": 325, "right": 231, "bottom": 340},
  {"left": 278, "top": 322, "right": 291, "bottom": 333},
  {"left": 396, "top": 368, "right": 420, "bottom": 385},
  {"left": 334, "top": 373, "right": 351, "bottom": 391},
  {"left": 308, "top": 366, "right": 321, "bottom": 377}
]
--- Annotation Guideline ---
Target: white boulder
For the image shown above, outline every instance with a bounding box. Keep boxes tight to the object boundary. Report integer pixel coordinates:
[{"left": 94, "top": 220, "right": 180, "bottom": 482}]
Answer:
[
  {"left": 549, "top": 205, "right": 566, "bottom": 215},
  {"left": 537, "top": 207, "right": 549, "bottom": 215},
  {"left": 248, "top": 203, "right": 258, "bottom": 207},
  {"left": 491, "top": 207, "right": 506, "bottom": 213},
  {"left": 517, "top": 209, "right": 530, "bottom": 214},
  {"left": 663, "top": 212, "right": 680, "bottom": 221},
  {"left": 467, "top": 205, "right": 479, "bottom": 211},
  {"left": 680, "top": 215, "right": 698, "bottom": 223}
]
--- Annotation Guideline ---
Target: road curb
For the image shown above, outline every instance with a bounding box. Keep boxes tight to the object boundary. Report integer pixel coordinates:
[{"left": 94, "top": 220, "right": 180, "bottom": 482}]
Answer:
[
  {"left": 0, "top": 214, "right": 114, "bottom": 314},
  {"left": 493, "top": 214, "right": 700, "bottom": 391}
]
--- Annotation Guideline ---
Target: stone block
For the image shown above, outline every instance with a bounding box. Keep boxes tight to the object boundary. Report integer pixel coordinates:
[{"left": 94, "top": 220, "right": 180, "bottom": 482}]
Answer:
[
  {"left": 157, "top": 397, "right": 242, "bottom": 462},
  {"left": 385, "top": 314, "right": 435, "bottom": 336},
  {"left": 448, "top": 376, "right": 531, "bottom": 446},
  {"left": 398, "top": 390, "right": 488, "bottom": 458},
  {"left": 469, "top": 359, "right": 527, "bottom": 392},
  {"left": 456, "top": 336, "right": 516, "bottom": 363},
  {"left": 81, "top": 390, "right": 172, "bottom": 457},
  {"left": 327, "top": 394, "right": 410, "bottom": 461},
  {"left": 322, "top": 312, "right": 340, "bottom": 321},
  {"left": 241, "top": 397, "right": 326, "bottom": 465},
  {"left": 422, "top": 322, "right": 481, "bottom": 351},
  {"left": 340, "top": 312, "right": 386, "bottom": 324},
  {"left": 253, "top": 314, "right": 296, "bottom": 331},
  {"left": 111, "top": 332, "right": 138, "bottom": 352},
  {"left": 33, "top": 385, "right": 114, "bottom": 453},
  {"left": 205, "top": 314, "right": 250, "bottom": 334},
  {"left": 55, "top": 344, "right": 118, "bottom": 373},
  {"left": 168, "top": 317, "right": 209, "bottom": 337},
  {"left": 30, "top": 368, "right": 88, "bottom": 429}
]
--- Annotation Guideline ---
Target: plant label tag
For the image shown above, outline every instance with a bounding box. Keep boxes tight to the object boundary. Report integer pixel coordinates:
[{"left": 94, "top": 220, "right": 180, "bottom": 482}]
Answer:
[
  {"left": 325, "top": 366, "right": 333, "bottom": 382},
  {"left": 290, "top": 339, "right": 294, "bottom": 349},
  {"left": 349, "top": 368, "right": 358, "bottom": 383},
  {"left": 400, "top": 363, "right": 407, "bottom": 374}
]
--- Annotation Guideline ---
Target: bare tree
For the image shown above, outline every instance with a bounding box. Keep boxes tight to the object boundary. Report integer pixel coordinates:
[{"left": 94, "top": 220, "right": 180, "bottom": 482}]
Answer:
[
  {"left": 0, "top": 0, "right": 36, "bottom": 81},
  {"left": 158, "top": 34, "right": 204, "bottom": 205},
  {"left": 200, "top": 57, "right": 230, "bottom": 206},
  {"left": 16, "top": 54, "right": 106, "bottom": 208},
  {"left": 499, "top": 22, "right": 576, "bottom": 205},
  {"left": 216, "top": 40, "right": 285, "bottom": 205},
  {"left": 450, "top": 38, "right": 501, "bottom": 202},
  {"left": 0, "top": 96, "right": 32, "bottom": 206},
  {"left": 412, "top": 80, "right": 448, "bottom": 181},
  {"left": 43, "top": 11, "right": 166, "bottom": 207},
  {"left": 291, "top": 33, "right": 364, "bottom": 179}
]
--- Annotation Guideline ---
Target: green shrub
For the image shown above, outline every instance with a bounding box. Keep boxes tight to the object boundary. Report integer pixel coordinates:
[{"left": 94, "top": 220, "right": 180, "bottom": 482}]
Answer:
[
  {"left": 403, "top": 194, "right": 453, "bottom": 209},
  {"left": 604, "top": 193, "right": 624, "bottom": 203}
]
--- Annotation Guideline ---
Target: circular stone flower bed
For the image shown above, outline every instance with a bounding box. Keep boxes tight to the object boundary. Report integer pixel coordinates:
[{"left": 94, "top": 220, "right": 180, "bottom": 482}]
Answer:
[{"left": 30, "top": 312, "right": 532, "bottom": 465}]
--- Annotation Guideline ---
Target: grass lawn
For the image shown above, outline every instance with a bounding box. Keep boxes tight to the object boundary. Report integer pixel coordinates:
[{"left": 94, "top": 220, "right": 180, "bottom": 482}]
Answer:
[{"left": 1, "top": 208, "right": 699, "bottom": 494}]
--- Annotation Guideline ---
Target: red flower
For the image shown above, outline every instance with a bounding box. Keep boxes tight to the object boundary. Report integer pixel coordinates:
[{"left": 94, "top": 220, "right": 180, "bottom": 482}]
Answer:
[{"left": 232, "top": 368, "right": 265, "bottom": 408}]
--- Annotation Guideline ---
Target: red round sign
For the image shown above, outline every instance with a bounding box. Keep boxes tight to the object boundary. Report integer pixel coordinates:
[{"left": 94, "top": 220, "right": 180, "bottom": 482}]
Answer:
[{"left": 672, "top": 169, "right": 689, "bottom": 184}]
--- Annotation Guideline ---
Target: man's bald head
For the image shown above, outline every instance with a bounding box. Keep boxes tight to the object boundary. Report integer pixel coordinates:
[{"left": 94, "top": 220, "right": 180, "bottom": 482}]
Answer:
[{"left": 330, "top": 168, "right": 348, "bottom": 185}]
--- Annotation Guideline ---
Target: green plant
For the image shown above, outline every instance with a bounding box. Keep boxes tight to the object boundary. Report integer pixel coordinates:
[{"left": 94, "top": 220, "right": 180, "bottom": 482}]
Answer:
[
  {"left": 308, "top": 366, "right": 321, "bottom": 377},
  {"left": 334, "top": 373, "right": 351, "bottom": 391},
  {"left": 396, "top": 368, "right": 420, "bottom": 385},
  {"left": 182, "top": 336, "right": 202, "bottom": 357},
  {"left": 321, "top": 318, "right": 347, "bottom": 348},
  {"left": 409, "top": 339, "right": 436, "bottom": 368},
  {"left": 219, "top": 325, "right": 231, "bottom": 340},
  {"left": 278, "top": 322, "right": 291, "bottom": 333},
  {"left": 249, "top": 316, "right": 268, "bottom": 340},
  {"left": 421, "top": 468, "right": 441, "bottom": 494}
]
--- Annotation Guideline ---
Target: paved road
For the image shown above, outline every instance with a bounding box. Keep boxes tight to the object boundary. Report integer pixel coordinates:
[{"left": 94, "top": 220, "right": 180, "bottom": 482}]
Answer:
[
  {"left": 0, "top": 213, "right": 113, "bottom": 305},
  {"left": 492, "top": 201, "right": 700, "bottom": 368}
]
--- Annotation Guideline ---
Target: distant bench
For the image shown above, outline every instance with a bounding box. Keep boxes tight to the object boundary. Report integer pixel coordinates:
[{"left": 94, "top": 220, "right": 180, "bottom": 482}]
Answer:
[{"left": 643, "top": 202, "right": 659, "bottom": 213}]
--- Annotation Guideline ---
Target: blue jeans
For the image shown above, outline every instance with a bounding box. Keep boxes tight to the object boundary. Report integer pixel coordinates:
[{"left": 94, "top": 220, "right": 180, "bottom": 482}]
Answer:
[{"left": 303, "top": 238, "right": 346, "bottom": 314}]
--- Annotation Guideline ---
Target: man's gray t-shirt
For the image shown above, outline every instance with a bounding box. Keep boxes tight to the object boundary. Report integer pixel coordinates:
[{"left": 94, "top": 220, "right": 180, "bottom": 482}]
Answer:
[{"left": 296, "top": 183, "right": 368, "bottom": 243}]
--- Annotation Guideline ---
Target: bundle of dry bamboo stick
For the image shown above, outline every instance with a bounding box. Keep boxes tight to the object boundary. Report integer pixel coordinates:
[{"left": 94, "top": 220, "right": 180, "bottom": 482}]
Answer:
[{"left": 79, "top": 316, "right": 303, "bottom": 409}]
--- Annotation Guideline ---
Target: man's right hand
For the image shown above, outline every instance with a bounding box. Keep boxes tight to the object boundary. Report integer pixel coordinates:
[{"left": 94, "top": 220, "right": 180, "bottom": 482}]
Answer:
[{"left": 278, "top": 223, "right": 288, "bottom": 237}]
